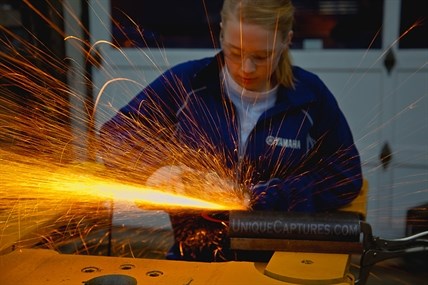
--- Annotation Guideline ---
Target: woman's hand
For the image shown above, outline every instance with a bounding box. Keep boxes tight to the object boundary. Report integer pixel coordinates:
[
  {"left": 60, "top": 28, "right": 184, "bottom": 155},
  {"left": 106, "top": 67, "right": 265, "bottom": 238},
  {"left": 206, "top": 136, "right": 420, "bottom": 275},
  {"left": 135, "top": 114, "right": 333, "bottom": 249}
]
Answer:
[
  {"left": 250, "top": 178, "right": 282, "bottom": 210},
  {"left": 145, "top": 165, "right": 236, "bottom": 195},
  {"left": 145, "top": 165, "right": 189, "bottom": 193}
]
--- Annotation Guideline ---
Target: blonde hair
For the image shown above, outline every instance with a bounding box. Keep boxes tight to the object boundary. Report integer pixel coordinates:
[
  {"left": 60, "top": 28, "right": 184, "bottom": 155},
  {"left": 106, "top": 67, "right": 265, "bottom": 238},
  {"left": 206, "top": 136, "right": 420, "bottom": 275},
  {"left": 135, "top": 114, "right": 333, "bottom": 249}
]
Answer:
[{"left": 221, "top": 0, "right": 295, "bottom": 88}]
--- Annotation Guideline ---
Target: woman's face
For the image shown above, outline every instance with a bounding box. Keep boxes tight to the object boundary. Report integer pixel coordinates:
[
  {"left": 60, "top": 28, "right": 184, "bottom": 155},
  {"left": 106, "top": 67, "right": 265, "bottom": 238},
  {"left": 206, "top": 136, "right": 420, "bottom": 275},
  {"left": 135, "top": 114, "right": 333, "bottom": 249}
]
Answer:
[{"left": 222, "top": 16, "right": 287, "bottom": 92}]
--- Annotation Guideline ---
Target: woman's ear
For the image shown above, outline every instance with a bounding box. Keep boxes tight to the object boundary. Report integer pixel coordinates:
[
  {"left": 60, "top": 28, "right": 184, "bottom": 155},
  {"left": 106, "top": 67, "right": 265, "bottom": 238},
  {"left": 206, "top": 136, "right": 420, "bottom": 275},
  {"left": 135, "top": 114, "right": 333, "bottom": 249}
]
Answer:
[
  {"left": 219, "top": 22, "right": 224, "bottom": 44},
  {"left": 286, "top": 30, "right": 293, "bottom": 46}
]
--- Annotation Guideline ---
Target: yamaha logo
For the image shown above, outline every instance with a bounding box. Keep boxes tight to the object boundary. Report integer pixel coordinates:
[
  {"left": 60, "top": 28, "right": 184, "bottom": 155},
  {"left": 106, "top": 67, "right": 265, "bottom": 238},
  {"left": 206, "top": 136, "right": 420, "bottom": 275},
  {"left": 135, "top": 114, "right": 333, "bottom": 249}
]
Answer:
[{"left": 266, "top": 136, "right": 301, "bottom": 149}]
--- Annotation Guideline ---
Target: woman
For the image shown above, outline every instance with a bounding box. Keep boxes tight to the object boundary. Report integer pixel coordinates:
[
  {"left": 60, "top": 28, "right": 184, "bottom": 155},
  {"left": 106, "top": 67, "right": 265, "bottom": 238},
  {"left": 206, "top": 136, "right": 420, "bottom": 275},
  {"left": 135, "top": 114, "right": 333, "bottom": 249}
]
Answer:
[{"left": 100, "top": 0, "right": 362, "bottom": 260}]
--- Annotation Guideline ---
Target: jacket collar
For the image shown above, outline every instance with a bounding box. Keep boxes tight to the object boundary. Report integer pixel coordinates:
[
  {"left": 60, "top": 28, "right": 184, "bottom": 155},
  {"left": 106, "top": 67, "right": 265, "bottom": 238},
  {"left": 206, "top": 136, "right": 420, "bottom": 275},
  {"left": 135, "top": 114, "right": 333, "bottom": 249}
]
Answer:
[{"left": 191, "top": 52, "right": 224, "bottom": 90}]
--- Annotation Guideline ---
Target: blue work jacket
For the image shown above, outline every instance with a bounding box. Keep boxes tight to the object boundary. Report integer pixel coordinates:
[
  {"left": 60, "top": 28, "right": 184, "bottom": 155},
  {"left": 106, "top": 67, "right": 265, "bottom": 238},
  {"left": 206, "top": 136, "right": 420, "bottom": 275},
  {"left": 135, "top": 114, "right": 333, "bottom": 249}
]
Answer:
[{"left": 100, "top": 53, "right": 362, "bottom": 212}]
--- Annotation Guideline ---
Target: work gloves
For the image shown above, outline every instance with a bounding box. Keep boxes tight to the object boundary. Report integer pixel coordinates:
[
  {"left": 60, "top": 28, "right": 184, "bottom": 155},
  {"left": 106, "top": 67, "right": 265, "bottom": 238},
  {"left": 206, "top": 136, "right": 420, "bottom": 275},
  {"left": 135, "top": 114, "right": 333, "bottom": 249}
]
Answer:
[{"left": 250, "top": 178, "right": 282, "bottom": 210}]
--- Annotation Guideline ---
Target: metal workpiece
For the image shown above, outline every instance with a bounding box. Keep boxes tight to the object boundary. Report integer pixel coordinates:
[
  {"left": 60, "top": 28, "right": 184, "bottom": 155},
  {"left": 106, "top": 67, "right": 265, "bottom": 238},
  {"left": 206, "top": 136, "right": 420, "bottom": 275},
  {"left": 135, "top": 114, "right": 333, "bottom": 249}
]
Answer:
[
  {"left": 229, "top": 210, "right": 364, "bottom": 254},
  {"left": 229, "top": 210, "right": 362, "bottom": 241}
]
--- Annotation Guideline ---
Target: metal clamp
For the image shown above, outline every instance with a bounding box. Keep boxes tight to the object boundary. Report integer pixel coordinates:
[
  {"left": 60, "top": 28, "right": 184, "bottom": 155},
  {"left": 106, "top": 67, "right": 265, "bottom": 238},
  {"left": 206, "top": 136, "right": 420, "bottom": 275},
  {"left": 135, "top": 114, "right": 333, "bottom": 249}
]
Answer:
[{"left": 356, "top": 222, "right": 428, "bottom": 285}]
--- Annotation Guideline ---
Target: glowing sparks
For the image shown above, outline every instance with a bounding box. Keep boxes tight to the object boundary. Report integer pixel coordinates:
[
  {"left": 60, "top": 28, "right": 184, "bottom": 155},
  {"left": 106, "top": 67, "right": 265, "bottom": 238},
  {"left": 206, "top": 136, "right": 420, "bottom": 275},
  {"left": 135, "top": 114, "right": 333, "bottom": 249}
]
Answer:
[
  {"left": 0, "top": 148, "right": 244, "bottom": 253},
  {"left": 57, "top": 178, "right": 233, "bottom": 210},
  {"left": 0, "top": 150, "right": 243, "bottom": 210}
]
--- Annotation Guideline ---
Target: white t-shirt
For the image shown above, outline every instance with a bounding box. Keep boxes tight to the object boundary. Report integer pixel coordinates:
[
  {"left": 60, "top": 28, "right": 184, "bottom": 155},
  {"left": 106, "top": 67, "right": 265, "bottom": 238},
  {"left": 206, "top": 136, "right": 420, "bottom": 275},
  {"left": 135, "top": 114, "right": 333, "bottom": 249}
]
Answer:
[{"left": 222, "top": 67, "right": 278, "bottom": 155}]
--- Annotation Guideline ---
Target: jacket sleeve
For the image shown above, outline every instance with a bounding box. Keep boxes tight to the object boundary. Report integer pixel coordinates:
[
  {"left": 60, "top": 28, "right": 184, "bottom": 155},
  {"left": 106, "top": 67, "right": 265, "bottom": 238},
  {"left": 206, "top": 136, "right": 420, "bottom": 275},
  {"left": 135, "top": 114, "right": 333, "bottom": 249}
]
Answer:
[
  {"left": 252, "top": 80, "right": 363, "bottom": 212},
  {"left": 98, "top": 67, "right": 184, "bottom": 173},
  {"left": 290, "top": 82, "right": 362, "bottom": 212},
  {"left": 277, "top": 132, "right": 362, "bottom": 212}
]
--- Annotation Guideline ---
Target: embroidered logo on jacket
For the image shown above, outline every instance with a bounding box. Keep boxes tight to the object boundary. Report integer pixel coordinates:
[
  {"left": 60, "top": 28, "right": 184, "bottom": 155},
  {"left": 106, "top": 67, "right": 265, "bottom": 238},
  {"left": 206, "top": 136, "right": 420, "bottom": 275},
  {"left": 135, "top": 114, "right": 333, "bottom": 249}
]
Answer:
[{"left": 266, "top": 136, "right": 301, "bottom": 149}]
